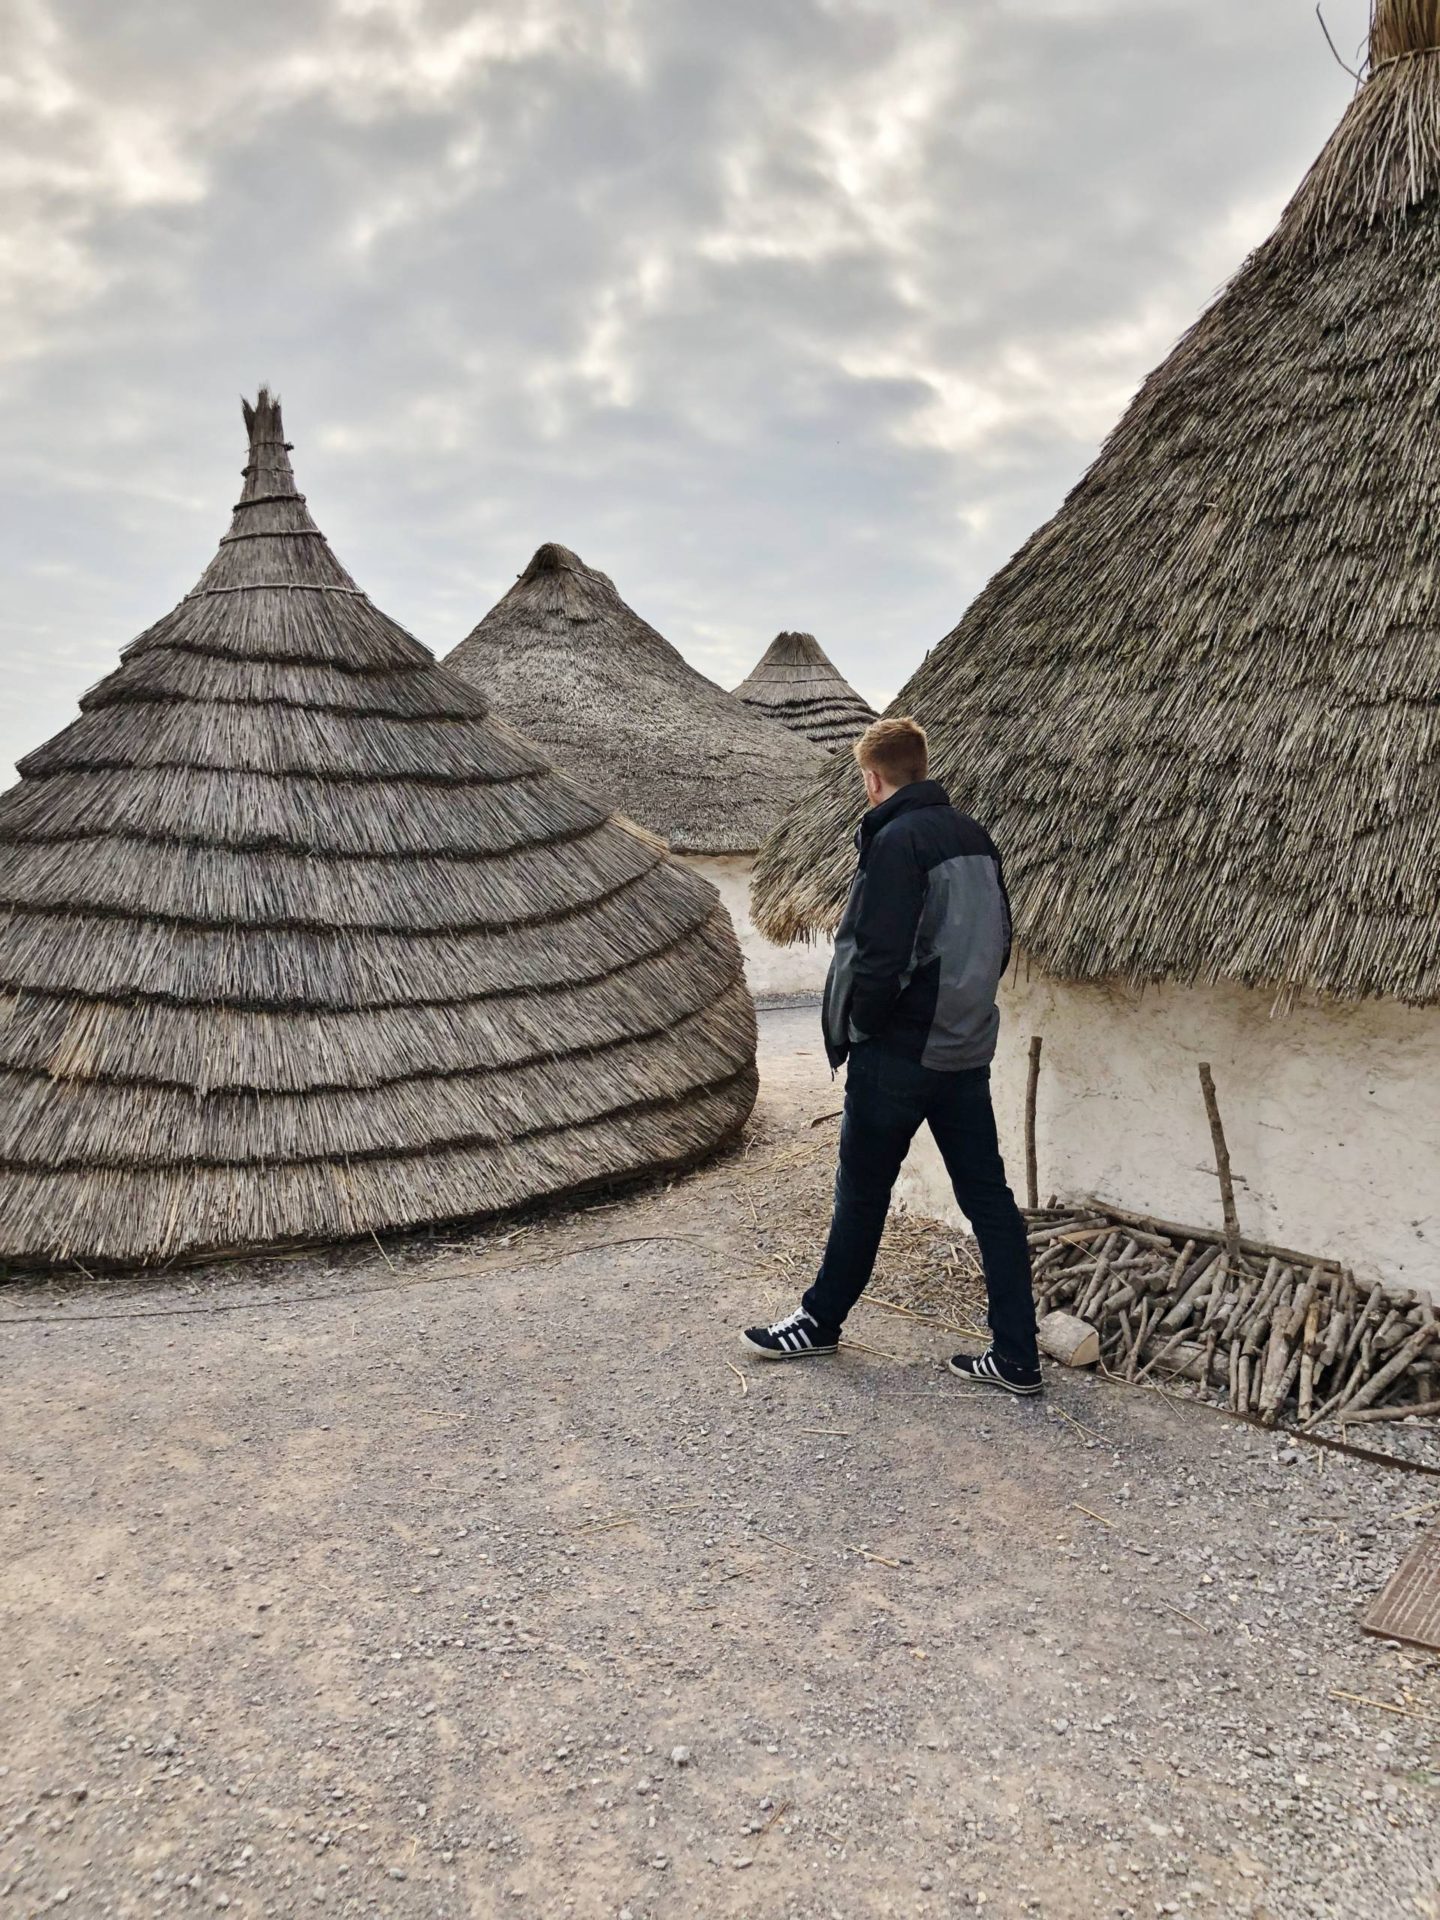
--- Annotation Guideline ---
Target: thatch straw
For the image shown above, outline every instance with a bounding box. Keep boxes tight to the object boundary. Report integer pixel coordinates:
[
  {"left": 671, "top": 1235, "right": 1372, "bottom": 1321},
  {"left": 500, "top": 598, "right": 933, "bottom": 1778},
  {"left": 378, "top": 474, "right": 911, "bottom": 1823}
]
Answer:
[
  {"left": 732, "top": 632, "right": 875, "bottom": 753},
  {"left": 0, "top": 391, "right": 758, "bottom": 1270},
  {"left": 442, "top": 545, "right": 827, "bottom": 855},
  {"left": 1278, "top": 1, "right": 1440, "bottom": 251},
  {"left": 1371, "top": 0, "right": 1440, "bottom": 67},
  {"left": 752, "top": 16, "right": 1440, "bottom": 1010}
]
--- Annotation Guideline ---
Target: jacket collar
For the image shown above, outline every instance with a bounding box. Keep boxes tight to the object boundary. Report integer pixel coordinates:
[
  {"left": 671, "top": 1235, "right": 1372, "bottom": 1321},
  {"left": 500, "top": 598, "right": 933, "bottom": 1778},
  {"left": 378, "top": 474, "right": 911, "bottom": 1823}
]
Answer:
[{"left": 858, "top": 779, "right": 952, "bottom": 842}]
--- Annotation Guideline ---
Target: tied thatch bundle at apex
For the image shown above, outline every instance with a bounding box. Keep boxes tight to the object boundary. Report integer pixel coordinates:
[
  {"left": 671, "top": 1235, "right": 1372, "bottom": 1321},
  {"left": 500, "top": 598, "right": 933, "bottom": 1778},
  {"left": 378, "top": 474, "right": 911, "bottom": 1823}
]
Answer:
[
  {"left": 752, "top": 1, "right": 1440, "bottom": 1009},
  {"left": 442, "top": 546, "right": 827, "bottom": 856},
  {"left": 0, "top": 391, "right": 759, "bottom": 1271},
  {"left": 1371, "top": 0, "right": 1440, "bottom": 68},
  {"left": 732, "top": 632, "right": 876, "bottom": 754}
]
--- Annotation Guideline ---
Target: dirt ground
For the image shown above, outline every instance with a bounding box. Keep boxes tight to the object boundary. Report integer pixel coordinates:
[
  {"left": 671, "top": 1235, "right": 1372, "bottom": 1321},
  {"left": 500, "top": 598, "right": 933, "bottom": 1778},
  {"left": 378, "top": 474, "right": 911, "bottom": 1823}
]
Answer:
[{"left": 3, "top": 1006, "right": 1439, "bottom": 1920}]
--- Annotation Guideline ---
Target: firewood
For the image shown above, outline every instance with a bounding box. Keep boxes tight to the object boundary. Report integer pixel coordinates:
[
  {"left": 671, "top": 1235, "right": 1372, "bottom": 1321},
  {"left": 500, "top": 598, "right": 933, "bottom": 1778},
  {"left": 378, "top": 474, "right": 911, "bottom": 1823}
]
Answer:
[
  {"left": 1334, "top": 1323, "right": 1440, "bottom": 1419},
  {"left": 1316, "top": 1304, "right": 1349, "bottom": 1381},
  {"left": 1298, "top": 1297, "right": 1322, "bottom": 1425},
  {"left": 1079, "top": 1198, "right": 1344, "bottom": 1276},
  {"left": 1283, "top": 1270, "right": 1323, "bottom": 1341},
  {"left": 1154, "top": 1342, "right": 1226, "bottom": 1387},
  {"left": 1219, "top": 1267, "right": 1263, "bottom": 1346},
  {"left": 1316, "top": 1332, "right": 1379, "bottom": 1427},
  {"left": 1267, "top": 1346, "right": 1307, "bottom": 1426},
  {"left": 1258, "top": 1297, "right": 1293, "bottom": 1419},
  {"left": 1202, "top": 1328, "right": 1220, "bottom": 1392},
  {"left": 1037, "top": 1311, "right": 1101, "bottom": 1369},
  {"left": 1125, "top": 1299, "right": 1154, "bottom": 1380},
  {"left": 1159, "top": 1246, "right": 1215, "bottom": 1330},
  {"left": 1075, "top": 1235, "right": 1123, "bottom": 1320},
  {"left": 1242, "top": 1262, "right": 1288, "bottom": 1359},
  {"left": 1331, "top": 1282, "right": 1384, "bottom": 1384},
  {"left": 1340, "top": 1398, "right": 1440, "bottom": 1425},
  {"left": 1027, "top": 1219, "right": 1107, "bottom": 1248},
  {"left": 1197, "top": 1250, "right": 1232, "bottom": 1328},
  {"left": 1032, "top": 1241, "right": 1076, "bottom": 1277},
  {"left": 1025, "top": 1202, "right": 1421, "bottom": 1432},
  {"left": 1112, "top": 1306, "right": 1134, "bottom": 1361}
]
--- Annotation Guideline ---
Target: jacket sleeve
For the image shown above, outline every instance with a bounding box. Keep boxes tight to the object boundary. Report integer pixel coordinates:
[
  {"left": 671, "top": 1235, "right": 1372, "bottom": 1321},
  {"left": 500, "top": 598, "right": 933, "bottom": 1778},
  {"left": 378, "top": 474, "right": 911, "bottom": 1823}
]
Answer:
[{"left": 848, "top": 826, "right": 926, "bottom": 1039}]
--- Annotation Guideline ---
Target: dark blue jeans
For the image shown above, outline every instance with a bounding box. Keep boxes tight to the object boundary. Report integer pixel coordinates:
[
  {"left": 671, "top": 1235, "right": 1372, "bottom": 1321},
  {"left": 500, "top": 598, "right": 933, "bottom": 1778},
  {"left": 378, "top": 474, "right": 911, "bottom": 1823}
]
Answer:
[{"left": 802, "top": 1043, "right": 1038, "bottom": 1371}]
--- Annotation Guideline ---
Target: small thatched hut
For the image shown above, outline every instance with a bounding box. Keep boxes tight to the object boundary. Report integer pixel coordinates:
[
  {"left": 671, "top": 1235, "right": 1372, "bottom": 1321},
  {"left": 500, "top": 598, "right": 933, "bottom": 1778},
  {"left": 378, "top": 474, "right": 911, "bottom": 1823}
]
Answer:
[
  {"left": 444, "top": 546, "right": 830, "bottom": 996},
  {"left": 732, "top": 631, "right": 876, "bottom": 752},
  {"left": 0, "top": 393, "right": 758, "bottom": 1271},
  {"left": 752, "top": 3, "right": 1440, "bottom": 1290}
]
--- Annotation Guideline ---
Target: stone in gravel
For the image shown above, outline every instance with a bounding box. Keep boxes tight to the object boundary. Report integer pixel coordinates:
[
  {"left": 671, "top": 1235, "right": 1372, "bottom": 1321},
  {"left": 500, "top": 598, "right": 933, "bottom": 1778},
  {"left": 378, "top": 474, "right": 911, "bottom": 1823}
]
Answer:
[{"left": 670, "top": 1746, "right": 690, "bottom": 1767}]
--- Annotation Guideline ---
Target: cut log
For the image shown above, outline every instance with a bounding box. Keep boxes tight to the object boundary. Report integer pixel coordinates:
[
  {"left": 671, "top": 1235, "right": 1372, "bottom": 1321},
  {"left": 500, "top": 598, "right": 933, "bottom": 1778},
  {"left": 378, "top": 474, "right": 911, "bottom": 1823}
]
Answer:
[
  {"left": 1335, "top": 1323, "right": 1439, "bottom": 1419},
  {"left": 1298, "top": 1297, "right": 1322, "bottom": 1425},
  {"left": 1077, "top": 1198, "right": 1335, "bottom": 1272},
  {"left": 1257, "top": 1301, "right": 1293, "bottom": 1420},
  {"left": 1340, "top": 1398, "right": 1440, "bottom": 1425},
  {"left": 1159, "top": 1246, "right": 1214, "bottom": 1330},
  {"left": 1075, "top": 1235, "right": 1122, "bottom": 1319},
  {"left": 1125, "top": 1299, "right": 1154, "bottom": 1379},
  {"left": 1027, "top": 1219, "right": 1108, "bottom": 1248},
  {"left": 1037, "top": 1311, "right": 1101, "bottom": 1369},
  {"left": 1155, "top": 1341, "right": 1227, "bottom": 1387},
  {"left": 1241, "top": 1262, "right": 1287, "bottom": 1359}
]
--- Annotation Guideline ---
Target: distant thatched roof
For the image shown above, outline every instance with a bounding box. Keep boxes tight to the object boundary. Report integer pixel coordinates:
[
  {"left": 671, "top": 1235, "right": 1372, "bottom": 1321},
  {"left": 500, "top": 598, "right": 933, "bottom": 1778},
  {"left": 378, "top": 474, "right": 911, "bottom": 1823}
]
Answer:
[
  {"left": 442, "top": 546, "right": 826, "bottom": 856},
  {"left": 732, "top": 632, "right": 876, "bottom": 753},
  {"left": 0, "top": 393, "right": 758, "bottom": 1270},
  {"left": 755, "top": 2, "right": 1440, "bottom": 1008}
]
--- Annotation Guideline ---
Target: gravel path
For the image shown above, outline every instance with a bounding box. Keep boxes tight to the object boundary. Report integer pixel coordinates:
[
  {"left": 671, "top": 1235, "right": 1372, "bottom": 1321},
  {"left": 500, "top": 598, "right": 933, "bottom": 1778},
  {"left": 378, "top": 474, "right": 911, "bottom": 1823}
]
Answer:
[{"left": 3, "top": 1008, "right": 1438, "bottom": 1920}]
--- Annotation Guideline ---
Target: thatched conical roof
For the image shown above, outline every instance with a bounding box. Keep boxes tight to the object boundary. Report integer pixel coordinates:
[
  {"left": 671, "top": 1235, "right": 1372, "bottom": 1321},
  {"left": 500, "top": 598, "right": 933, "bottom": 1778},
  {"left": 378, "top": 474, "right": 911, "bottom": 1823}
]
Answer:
[
  {"left": 754, "top": 3, "right": 1440, "bottom": 1007},
  {"left": 732, "top": 632, "right": 876, "bottom": 753},
  {"left": 0, "top": 392, "right": 758, "bottom": 1271},
  {"left": 443, "top": 546, "right": 826, "bottom": 856}
]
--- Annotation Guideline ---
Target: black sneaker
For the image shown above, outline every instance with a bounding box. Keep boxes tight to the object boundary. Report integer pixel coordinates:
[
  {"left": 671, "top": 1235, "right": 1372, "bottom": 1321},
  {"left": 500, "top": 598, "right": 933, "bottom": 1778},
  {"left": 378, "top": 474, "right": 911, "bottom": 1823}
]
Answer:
[
  {"left": 741, "top": 1307, "right": 840, "bottom": 1361},
  {"left": 948, "top": 1346, "right": 1043, "bottom": 1396}
]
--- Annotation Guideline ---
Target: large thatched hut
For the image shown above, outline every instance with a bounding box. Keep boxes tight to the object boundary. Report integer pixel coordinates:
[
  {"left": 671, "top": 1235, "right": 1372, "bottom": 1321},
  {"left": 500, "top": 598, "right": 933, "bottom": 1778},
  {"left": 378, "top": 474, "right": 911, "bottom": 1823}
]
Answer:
[
  {"left": 0, "top": 392, "right": 758, "bottom": 1271},
  {"left": 733, "top": 631, "right": 876, "bottom": 753},
  {"left": 444, "top": 546, "right": 830, "bottom": 995},
  {"left": 752, "top": 3, "right": 1440, "bottom": 1290}
]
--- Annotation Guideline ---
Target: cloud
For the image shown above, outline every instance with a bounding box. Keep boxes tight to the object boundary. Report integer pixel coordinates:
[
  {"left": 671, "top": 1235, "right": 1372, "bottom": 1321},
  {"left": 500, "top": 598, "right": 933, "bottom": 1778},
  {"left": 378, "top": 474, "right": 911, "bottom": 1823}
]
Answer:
[{"left": 0, "top": 0, "right": 1371, "bottom": 774}]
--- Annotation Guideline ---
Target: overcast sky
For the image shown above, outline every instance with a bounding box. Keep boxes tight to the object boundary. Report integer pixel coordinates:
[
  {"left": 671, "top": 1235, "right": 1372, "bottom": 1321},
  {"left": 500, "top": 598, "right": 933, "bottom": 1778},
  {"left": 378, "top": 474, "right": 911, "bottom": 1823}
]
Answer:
[{"left": 0, "top": 0, "right": 1372, "bottom": 779}]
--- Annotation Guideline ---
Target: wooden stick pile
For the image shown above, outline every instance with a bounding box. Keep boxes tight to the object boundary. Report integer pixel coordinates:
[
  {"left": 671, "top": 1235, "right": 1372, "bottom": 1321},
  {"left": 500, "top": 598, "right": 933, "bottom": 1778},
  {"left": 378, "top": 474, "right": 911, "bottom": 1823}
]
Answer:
[{"left": 1028, "top": 1202, "right": 1440, "bottom": 1429}]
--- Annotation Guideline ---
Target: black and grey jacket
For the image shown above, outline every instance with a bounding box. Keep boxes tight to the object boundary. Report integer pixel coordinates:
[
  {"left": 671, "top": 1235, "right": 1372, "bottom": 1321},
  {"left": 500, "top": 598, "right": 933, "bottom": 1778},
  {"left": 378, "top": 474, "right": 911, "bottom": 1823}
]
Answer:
[{"left": 822, "top": 781, "right": 1013, "bottom": 1073}]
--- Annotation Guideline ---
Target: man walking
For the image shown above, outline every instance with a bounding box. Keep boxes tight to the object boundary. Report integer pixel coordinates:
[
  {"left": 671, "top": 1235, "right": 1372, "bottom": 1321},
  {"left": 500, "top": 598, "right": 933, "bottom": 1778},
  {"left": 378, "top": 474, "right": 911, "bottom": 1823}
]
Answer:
[{"left": 743, "top": 717, "right": 1041, "bottom": 1395}]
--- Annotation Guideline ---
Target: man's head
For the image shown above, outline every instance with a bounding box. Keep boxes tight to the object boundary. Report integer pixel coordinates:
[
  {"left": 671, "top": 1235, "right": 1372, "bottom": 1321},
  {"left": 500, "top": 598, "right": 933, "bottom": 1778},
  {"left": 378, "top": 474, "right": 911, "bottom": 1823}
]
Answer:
[{"left": 853, "top": 715, "right": 929, "bottom": 808}]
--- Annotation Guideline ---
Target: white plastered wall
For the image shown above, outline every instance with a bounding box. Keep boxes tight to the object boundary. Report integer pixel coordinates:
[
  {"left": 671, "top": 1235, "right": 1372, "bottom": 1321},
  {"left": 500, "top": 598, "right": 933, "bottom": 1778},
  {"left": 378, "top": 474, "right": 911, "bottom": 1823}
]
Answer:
[
  {"left": 894, "top": 963, "right": 1440, "bottom": 1294},
  {"left": 681, "top": 854, "right": 831, "bottom": 1000}
]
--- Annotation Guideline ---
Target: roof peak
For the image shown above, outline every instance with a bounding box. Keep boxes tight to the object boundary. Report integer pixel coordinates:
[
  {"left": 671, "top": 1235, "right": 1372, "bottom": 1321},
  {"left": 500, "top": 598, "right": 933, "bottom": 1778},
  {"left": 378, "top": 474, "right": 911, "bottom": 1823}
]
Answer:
[
  {"left": 522, "top": 542, "right": 587, "bottom": 579},
  {"left": 1276, "top": 3, "right": 1440, "bottom": 252},
  {"left": 239, "top": 387, "right": 298, "bottom": 503},
  {"left": 764, "top": 631, "right": 829, "bottom": 666},
  {"left": 1371, "top": 0, "right": 1440, "bottom": 66}
]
